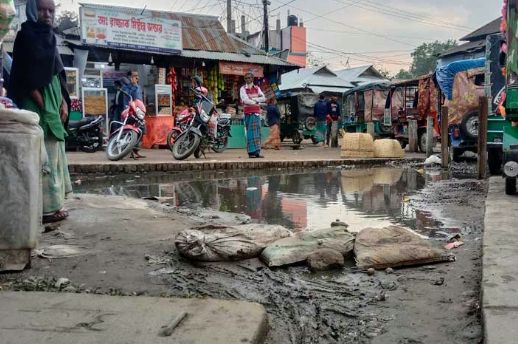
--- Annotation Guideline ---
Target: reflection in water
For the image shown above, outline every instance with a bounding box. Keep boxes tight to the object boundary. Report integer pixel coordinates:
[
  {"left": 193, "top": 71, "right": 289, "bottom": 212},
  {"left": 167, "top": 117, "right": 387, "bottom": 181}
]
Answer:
[{"left": 77, "top": 167, "right": 450, "bottom": 234}]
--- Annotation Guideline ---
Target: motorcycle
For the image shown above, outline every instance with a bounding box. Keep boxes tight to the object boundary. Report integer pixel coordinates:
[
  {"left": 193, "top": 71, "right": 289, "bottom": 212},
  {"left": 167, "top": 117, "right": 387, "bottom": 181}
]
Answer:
[
  {"left": 166, "top": 107, "right": 194, "bottom": 151},
  {"left": 172, "top": 85, "right": 231, "bottom": 160},
  {"left": 66, "top": 116, "right": 104, "bottom": 153},
  {"left": 105, "top": 92, "right": 146, "bottom": 161}
]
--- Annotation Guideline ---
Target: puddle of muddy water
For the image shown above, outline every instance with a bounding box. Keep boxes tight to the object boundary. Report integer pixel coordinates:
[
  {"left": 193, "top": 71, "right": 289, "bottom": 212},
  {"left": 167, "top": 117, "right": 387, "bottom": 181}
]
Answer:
[{"left": 74, "top": 167, "right": 454, "bottom": 236}]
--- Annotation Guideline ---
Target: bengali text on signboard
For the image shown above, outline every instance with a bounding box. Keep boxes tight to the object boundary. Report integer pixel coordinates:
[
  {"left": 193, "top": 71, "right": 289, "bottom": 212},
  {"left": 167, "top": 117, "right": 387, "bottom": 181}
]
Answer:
[{"left": 80, "top": 4, "right": 182, "bottom": 54}]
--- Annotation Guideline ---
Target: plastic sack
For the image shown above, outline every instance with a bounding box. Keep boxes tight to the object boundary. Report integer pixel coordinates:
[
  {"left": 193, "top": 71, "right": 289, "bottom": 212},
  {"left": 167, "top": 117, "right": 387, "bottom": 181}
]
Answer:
[
  {"left": 175, "top": 224, "right": 292, "bottom": 261},
  {"left": 354, "top": 226, "right": 455, "bottom": 270},
  {"left": 0, "top": 108, "right": 44, "bottom": 251},
  {"left": 260, "top": 226, "right": 355, "bottom": 267}
]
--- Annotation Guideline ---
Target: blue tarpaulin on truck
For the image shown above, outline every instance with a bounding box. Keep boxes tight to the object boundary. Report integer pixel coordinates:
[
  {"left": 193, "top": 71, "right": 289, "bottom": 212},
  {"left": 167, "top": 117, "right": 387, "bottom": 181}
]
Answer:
[{"left": 435, "top": 58, "right": 486, "bottom": 100}]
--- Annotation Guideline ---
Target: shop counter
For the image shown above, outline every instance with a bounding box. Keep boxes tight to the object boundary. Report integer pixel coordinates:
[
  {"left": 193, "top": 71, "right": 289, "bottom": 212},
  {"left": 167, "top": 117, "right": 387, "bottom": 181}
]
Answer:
[{"left": 142, "top": 115, "right": 174, "bottom": 148}]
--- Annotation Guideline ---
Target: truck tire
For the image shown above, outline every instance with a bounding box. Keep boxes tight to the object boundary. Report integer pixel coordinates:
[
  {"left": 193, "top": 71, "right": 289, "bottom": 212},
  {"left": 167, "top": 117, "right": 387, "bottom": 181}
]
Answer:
[
  {"left": 460, "top": 111, "right": 479, "bottom": 140},
  {"left": 487, "top": 147, "right": 503, "bottom": 175},
  {"left": 505, "top": 177, "right": 516, "bottom": 195}
]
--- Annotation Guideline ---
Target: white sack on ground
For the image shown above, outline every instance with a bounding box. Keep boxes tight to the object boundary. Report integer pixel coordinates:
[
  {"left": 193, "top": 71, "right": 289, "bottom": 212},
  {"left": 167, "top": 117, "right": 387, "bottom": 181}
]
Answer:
[
  {"left": 0, "top": 108, "right": 43, "bottom": 251},
  {"left": 175, "top": 224, "right": 292, "bottom": 261},
  {"left": 260, "top": 226, "right": 355, "bottom": 267},
  {"left": 354, "top": 226, "right": 455, "bottom": 270}
]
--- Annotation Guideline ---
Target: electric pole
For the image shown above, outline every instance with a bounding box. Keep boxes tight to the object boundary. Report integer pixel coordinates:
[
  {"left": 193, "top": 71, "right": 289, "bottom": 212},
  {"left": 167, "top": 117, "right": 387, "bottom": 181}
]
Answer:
[
  {"left": 263, "top": 0, "right": 270, "bottom": 53},
  {"left": 227, "top": 0, "right": 232, "bottom": 33}
]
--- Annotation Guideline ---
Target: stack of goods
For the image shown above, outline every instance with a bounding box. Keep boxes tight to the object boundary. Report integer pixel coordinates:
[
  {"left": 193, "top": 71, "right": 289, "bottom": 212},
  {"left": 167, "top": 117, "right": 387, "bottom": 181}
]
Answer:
[
  {"left": 373, "top": 139, "right": 405, "bottom": 158},
  {"left": 341, "top": 133, "right": 375, "bottom": 158},
  {"left": 206, "top": 66, "right": 225, "bottom": 104}
]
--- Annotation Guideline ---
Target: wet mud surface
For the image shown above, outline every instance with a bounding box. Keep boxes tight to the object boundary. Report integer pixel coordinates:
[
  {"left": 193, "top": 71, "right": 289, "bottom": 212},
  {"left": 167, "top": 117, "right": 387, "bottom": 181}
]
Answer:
[{"left": 0, "top": 163, "right": 486, "bottom": 343}]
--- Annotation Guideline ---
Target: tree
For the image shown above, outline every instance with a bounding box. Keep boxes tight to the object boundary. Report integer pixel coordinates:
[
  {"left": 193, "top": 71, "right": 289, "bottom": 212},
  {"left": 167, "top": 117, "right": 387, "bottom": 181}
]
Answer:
[
  {"left": 393, "top": 69, "right": 413, "bottom": 80},
  {"left": 376, "top": 67, "right": 392, "bottom": 80},
  {"left": 409, "top": 40, "right": 457, "bottom": 77},
  {"left": 56, "top": 11, "right": 78, "bottom": 33}
]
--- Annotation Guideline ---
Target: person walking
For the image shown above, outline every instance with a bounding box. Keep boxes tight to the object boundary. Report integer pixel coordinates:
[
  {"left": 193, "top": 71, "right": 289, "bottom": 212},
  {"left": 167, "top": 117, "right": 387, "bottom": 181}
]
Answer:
[
  {"left": 262, "top": 98, "right": 281, "bottom": 150},
  {"left": 327, "top": 96, "right": 341, "bottom": 147},
  {"left": 240, "top": 72, "right": 266, "bottom": 158},
  {"left": 313, "top": 94, "right": 328, "bottom": 146},
  {"left": 8, "top": 0, "right": 72, "bottom": 223}
]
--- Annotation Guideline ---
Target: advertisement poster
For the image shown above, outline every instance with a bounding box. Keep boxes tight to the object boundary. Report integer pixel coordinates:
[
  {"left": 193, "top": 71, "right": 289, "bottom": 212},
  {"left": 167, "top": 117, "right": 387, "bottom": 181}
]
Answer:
[
  {"left": 82, "top": 88, "right": 108, "bottom": 117},
  {"left": 80, "top": 4, "right": 182, "bottom": 54},
  {"left": 64, "top": 67, "right": 79, "bottom": 98},
  {"left": 155, "top": 84, "right": 173, "bottom": 115}
]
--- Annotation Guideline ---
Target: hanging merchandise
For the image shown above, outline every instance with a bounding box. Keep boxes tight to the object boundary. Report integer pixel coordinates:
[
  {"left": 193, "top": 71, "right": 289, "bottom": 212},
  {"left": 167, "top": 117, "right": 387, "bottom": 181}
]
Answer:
[{"left": 166, "top": 67, "right": 177, "bottom": 107}]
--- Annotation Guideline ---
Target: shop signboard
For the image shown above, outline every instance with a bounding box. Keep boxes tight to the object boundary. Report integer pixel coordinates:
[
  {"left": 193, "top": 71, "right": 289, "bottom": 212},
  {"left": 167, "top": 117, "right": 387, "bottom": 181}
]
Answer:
[
  {"left": 219, "top": 62, "right": 264, "bottom": 77},
  {"left": 155, "top": 84, "right": 173, "bottom": 115},
  {"left": 80, "top": 4, "right": 182, "bottom": 54},
  {"left": 65, "top": 67, "right": 79, "bottom": 99}
]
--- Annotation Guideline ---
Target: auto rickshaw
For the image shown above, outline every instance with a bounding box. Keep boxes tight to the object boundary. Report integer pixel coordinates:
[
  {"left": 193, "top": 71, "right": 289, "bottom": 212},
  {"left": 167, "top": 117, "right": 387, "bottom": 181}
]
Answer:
[
  {"left": 342, "top": 82, "right": 393, "bottom": 137},
  {"left": 277, "top": 93, "right": 320, "bottom": 144},
  {"left": 384, "top": 74, "right": 440, "bottom": 152}
]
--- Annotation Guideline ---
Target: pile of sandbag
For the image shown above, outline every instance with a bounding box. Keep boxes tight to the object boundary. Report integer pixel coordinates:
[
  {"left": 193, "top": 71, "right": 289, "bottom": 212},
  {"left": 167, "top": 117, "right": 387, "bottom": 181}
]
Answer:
[{"left": 175, "top": 222, "right": 455, "bottom": 272}]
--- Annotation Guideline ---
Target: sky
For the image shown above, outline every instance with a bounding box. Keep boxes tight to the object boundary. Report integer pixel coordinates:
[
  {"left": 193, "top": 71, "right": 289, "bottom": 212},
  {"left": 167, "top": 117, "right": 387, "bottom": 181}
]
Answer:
[{"left": 56, "top": 0, "right": 502, "bottom": 73}]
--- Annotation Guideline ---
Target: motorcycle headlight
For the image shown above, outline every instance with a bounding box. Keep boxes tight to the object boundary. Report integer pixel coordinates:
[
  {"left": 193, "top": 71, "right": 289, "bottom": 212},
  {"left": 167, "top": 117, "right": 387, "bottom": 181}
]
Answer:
[{"left": 135, "top": 108, "right": 145, "bottom": 120}]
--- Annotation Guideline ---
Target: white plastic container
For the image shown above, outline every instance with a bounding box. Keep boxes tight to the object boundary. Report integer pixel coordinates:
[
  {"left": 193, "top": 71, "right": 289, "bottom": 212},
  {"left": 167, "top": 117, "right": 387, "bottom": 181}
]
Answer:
[{"left": 0, "top": 108, "right": 43, "bottom": 270}]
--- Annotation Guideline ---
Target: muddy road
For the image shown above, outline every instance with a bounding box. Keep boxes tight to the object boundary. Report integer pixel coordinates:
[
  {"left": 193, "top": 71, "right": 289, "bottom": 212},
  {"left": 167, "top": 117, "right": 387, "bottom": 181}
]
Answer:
[{"left": 0, "top": 165, "right": 486, "bottom": 343}]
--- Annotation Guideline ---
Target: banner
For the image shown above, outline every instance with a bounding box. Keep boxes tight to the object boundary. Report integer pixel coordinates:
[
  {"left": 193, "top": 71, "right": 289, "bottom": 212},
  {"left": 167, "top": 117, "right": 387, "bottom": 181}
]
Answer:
[
  {"left": 219, "top": 62, "right": 264, "bottom": 77},
  {"left": 80, "top": 4, "right": 182, "bottom": 54}
]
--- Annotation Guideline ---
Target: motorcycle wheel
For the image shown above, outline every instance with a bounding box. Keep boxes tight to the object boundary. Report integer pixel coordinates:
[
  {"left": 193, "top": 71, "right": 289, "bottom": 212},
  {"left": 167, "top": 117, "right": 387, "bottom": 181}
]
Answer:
[
  {"left": 79, "top": 132, "right": 103, "bottom": 153},
  {"left": 212, "top": 138, "right": 228, "bottom": 153},
  {"left": 172, "top": 131, "right": 200, "bottom": 160},
  {"left": 166, "top": 129, "right": 182, "bottom": 152},
  {"left": 106, "top": 130, "right": 138, "bottom": 161}
]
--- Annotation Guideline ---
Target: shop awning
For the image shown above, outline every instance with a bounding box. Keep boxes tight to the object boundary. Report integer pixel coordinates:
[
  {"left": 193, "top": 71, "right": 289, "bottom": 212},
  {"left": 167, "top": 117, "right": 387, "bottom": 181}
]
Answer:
[{"left": 180, "top": 49, "right": 295, "bottom": 67}]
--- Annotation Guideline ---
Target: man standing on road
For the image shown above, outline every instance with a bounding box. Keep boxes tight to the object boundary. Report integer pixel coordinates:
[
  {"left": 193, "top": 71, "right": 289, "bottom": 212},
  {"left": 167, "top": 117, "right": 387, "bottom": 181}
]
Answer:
[
  {"left": 240, "top": 72, "right": 266, "bottom": 158},
  {"left": 327, "top": 96, "right": 341, "bottom": 147},
  {"left": 122, "top": 70, "right": 145, "bottom": 159},
  {"left": 313, "top": 94, "right": 328, "bottom": 146}
]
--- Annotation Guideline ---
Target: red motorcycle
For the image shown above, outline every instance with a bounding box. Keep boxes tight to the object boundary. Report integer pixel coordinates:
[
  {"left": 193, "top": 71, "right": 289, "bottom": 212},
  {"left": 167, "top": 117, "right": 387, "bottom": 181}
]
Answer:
[
  {"left": 106, "top": 93, "right": 146, "bottom": 161},
  {"left": 166, "top": 107, "right": 194, "bottom": 151}
]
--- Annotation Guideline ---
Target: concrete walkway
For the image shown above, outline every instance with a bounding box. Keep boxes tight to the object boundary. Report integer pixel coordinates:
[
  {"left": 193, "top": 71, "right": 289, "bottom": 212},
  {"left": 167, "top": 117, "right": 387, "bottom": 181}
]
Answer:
[
  {"left": 67, "top": 145, "right": 425, "bottom": 174},
  {"left": 0, "top": 292, "right": 268, "bottom": 344},
  {"left": 483, "top": 177, "right": 518, "bottom": 344}
]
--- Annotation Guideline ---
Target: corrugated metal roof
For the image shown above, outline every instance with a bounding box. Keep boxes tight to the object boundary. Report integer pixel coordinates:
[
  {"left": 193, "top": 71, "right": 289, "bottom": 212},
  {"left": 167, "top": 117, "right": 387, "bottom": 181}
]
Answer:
[
  {"left": 180, "top": 49, "right": 294, "bottom": 66},
  {"left": 460, "top": 18, "right": 500, "bottom": 42},
  {"left": 279, "top": 66, "right": 353, "bottom": 91},
  {"left": 334, "top": 65, "right": 386, "bottom": 86},
  {"left": 440, "top": 40, "right": 486, "bottom": 58}
]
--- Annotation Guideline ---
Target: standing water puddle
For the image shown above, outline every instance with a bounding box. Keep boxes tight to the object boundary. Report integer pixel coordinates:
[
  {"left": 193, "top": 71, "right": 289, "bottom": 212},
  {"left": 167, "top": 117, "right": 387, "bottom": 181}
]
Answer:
[{"left": 75, "top": 167, "right": 448, "bottom": 235}]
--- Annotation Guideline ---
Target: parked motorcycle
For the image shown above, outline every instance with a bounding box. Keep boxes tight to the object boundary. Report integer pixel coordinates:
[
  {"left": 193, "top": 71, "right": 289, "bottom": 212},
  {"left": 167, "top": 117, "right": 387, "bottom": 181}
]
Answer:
[
  {"left": 166, "top": 107, "right": 194, "bottom": 151},
  {"left": 172, "top": 85, "right": 231, "bottom": 160},
  {"left": 66, "top": 116, "right": 104, "bottom": 153},
  {"left": 105, "top": 93, "right": 146, "bottom": 161}
]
